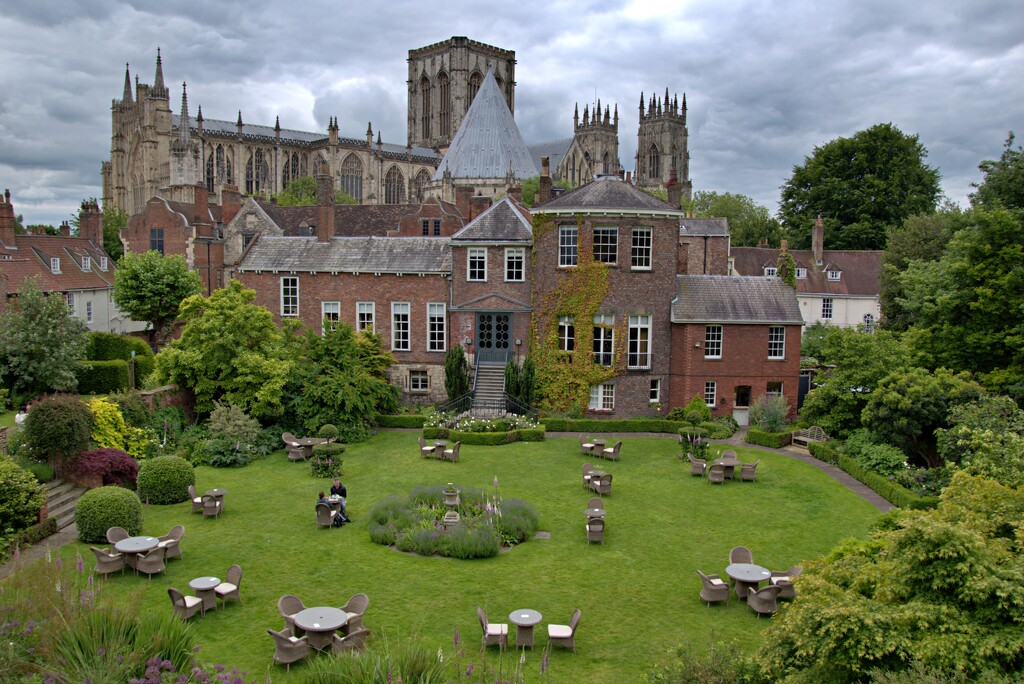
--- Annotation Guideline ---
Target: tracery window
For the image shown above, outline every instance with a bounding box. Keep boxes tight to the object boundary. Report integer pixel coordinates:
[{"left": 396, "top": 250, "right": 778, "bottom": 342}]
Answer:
[
  {"left": 384, "top": 166, "right": 405, "bottom": 205},
  {"left": 648, "top": 144, "right": 660, "bottom": 179},
  {"left": 438, "top": 72, "right": 450, "bottom": 136},
  {"left": 340, "top": 154, "right": 363, "bottom": 202},
  {"left": 414, "top": 169, "right": 431, "bottom": 202},
  {"left": 246, "top": 149, "right": 269, "bottom": 195},
  {"left": 420, "top": 75, "right": 431, "bottom": 140},
  {"left": 468, "top": 72, "right": 482, "bottom": 104}
]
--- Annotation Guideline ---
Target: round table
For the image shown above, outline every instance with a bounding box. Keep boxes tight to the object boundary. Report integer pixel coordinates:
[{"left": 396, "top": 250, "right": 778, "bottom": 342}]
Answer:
[
  {"left": 189, "top": 576, "right": 220, "bottom": 613},
  {"left": 508, "top": 609, "right": 542, "bottom": 649},
  {"left": 114, "top": 536, "right": 159, "bottom": 570},
  {"left": 591, "top": 439, "right": 607, "bottom": 450},
  {"left": 293, "top": 607, "right": 348, "bottom": 651},
  {"left": 328, "top": 495, "right": 344, "bottom": 513},
  {"left": 585, "top": 507, "right": 606, "bottom": 518},
  {"left": 726, "top": 563, "right": 771, "bottom": 599},
  {"left": 205, "top": 488, "right": 227, "bottom": 510},
  {"left": 713, "top": 458, "right": 741, "bottom": 479}
]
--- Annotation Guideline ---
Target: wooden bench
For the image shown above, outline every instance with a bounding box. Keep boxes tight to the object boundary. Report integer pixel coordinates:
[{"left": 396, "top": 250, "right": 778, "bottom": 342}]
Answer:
[{"left": 791, "top": 426, "right": 827, "bottom": 447}]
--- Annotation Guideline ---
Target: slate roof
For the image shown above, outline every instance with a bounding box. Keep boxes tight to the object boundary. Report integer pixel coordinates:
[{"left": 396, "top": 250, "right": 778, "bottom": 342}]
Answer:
[
  {"left": 671, "top": 275, "right": 803, "bottom": 324},
  {"left": 730, "top": 247, "right": 882, "bottom": 297},
  {"left": 254, "top": 200, "right": 464, "bottom": 237},
  {"left": 237, "top": 236, "right": 451, "bottom": 274},
  {"left": 679, "top": 217, "right": 729, "bottom": 236},
  {"left": 432, "top": 70, "right": 539, "bottom": 181},
  {"left": 535, "top": 176, "right": 685, "bottom": 216},
  {"left": 1, "top": 235, "right": 116, "bottom": 294},
  {"left": 528, "top": 138, "right": 572, "bottom": 177},
  {"left": 450, "top": 198, "right": 533, "bottom": 243}
]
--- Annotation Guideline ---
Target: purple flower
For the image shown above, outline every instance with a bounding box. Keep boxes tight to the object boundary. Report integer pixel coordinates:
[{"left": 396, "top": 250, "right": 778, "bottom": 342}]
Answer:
[
  {"left": 493, "top": 475, "right": 499, "bottom": 488},
  {"left": 76, "top": 553, "right": 84, "bottom": 574},
  {"left": 466, "top": 663, "right": 475, "bottom": 676},
  {"left": 453, "top": 627, "right": 459, "bottom": 646},
  {"left": 97, "top": 647, "right": 106, "bottom": 656},
  {"left": 56, "top": 556, "right": 62, "bottom": 570}
]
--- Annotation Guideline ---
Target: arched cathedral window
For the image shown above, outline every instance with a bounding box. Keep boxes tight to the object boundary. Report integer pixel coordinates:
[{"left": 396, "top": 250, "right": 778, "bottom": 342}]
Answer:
[
  {"left": 299, "top": 153, "right": 308, "bottom": 178},
  {"left": 205, "top": 152, "right": 215, "bottom": 192},
  {"left": 648, "top": 144, "right": 661, "bottom": 179},
  {"left": 314, "top": 153, "right": 327, "bottom": 175},
  {"left": 468, "top": 72, "right": 482, "bottom": 104},
  {"left": 246, "top": 149, "right": 269, "bottom": 195},
  {"left": 602, "top": 152, "right": 609, "bottom": 174},
  {"left": 438, "top": 72, "right": 450, "bottom": 136},
  {"left": 414, "top": 169, "right": 431, "bottom": 202},
  {"left": 420, "top": 76, "right": 431, "bottom": 140},
  {"left": 384, "top": 166, "right": 405, "bottom": 205},
  {"left": 216, "top": 145, "right": 226, "bottom": 185},
  {"left": 340, "top": 154, "right": 363, "bottom": 202}
]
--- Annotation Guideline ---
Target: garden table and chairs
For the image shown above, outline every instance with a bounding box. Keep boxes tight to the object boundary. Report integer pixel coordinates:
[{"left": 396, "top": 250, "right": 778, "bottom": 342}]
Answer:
[
  {"left": 712, "top": 456, "right": 741, "bottom": 479},
  {"left": 292, "top": 606, "right": 349, "bottom": 651},
  {"left": 726, "top": 562, "right": 772, "bottom": 599},
  {"left": 113, "top": 535, "right": 159, "bottom": 570},
  {"left": 508, "top": 608, "right": 543, "bottom": 649},
  {"left": 189, "top": 575, "right": 221, "bottom": 613}
]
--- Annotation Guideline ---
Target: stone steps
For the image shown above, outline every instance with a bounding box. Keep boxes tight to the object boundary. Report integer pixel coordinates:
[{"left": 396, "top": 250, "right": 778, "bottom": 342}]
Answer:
[{"left": 45, "top": 478, "right": 87, "bottom": 530}]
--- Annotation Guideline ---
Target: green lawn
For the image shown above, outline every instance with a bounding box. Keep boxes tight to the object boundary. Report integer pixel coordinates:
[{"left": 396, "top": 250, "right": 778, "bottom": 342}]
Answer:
[{"left": 44, "top": 432, "right": 881, "bottom": 681}]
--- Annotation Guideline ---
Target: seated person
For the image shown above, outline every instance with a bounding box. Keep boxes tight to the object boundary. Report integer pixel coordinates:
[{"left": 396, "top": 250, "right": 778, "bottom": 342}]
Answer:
[
  {"left": 317, "top": 491, "right": 344, "bottom": 527},
  {"left": 316, "top": 491, "right": 330, "bottom": 506},
  {"left": 329, "top": 478, "right": 350, "bottom": 521}
]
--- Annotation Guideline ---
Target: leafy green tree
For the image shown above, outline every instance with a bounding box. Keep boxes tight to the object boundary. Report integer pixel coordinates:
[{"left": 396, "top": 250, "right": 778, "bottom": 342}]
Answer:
[
  {"left": 692, "top": 190, "right": 783, "bottom": 247},
  {"left": 970, "top": 132, "right": 1024, "bottom": 212},
  {"left": 861, "top": 367, "right": 983, "bottom": 468},
  {"left": 112, "top": 251, "right": 202, "bottom": 345},
  {"left": 101, "top": 205, "right": 128, "bottom": 260},
  {"left": 879, "top": 207, "right": 959, "bottom": 331},
  {"left": 756, "top": 472, "right": 1024, "bottom": 682},
  {"left": 23, "top": 394, "right": 93, "bottom": 468},
  {"left": 287, "top": 323, "right": 398, "bottom": 433},
  {"left": 444, "top": 345, "right": 470, "bottom": 401},
  {"left": 898, "top": 208, "right": 1024, "bottom": 399},
  {"left": 800, "top": 321, "right": 829, "bottom": 361},
  {"left": 799, "top": 327, "right": 912, "bottom": 438},
  {"left": 780, "top": 123, "right": 941, "bottom": 250},
  {"left": 0, "top": 278, "right": 88, "bottom": 398},
  {"left": 938, "top": 396, "right": 1024, "bottom": 488},
  {"left": 154, "top": 279, "right": 294, "bottom": 418},
  {"left": 273, "top": 175, "right": 357, "bottom": 206}
]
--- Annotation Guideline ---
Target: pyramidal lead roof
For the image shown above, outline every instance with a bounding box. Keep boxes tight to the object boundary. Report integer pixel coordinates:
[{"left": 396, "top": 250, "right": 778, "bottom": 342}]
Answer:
[{"left": 432, "top": 70, "right": 539, "bottom": 181}]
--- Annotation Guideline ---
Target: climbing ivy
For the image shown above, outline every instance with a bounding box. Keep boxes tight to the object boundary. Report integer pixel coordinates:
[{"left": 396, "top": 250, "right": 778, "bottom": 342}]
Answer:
[
  {"left": 776, "top": 250, "right": 797, "bottom": 288},
  {"left": 530, "top": 214, "right": 626, "bottom": 414}
]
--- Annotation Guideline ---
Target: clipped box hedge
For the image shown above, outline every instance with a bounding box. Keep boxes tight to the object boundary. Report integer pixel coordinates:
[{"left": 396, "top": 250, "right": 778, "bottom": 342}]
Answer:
[
  {"left": 745, "top": 428, "right": 791, "bottom": 448},
  {"left": 808, "top": 441, "right": 939, "bottom": 510},
  {"left": 76, "top": 360, "right": 130, "bottom": 394},
  {"left": 422, "top": 427, "right": 545, "bottom": 445},
  {"left": 86, "top": 332, "right": 155, "bottom": 380},
  {"left": 136, "top": 456, "right": 195, "bottom": 505},
  {"left": 377, "top": 415, "right": 427, "bottom": 428},
  {"left": 542, "top": 418, "right": 686, "bottom": 434},
  {"left": 75, "top": 485, "right": 143, "bottom": 543}
]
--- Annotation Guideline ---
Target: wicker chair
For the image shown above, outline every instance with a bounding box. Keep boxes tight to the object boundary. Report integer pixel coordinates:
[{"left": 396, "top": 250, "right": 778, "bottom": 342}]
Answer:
[
  {"left": 582, "top": 463, "right": 596, "bottom": 488},
  {"left": 105, "top": 526, "right": 129, "bottom": 544},
  {"left": 579, "top": 434, "right": 595, "bottom": 454},
  {"left": 316, "top": 502, "right": 337, "bottom": 528},
  {"left": 331, "top": 627, "right": 370, "bottom": 653},
  {"left": 341, "top": 593, "right": 369, "bottom": 632},
  {"left": 589, "top": 473, "right": 612, "bottom": 496},
  {"left": 442, "top": 441, "right": 461, "bottom": 462},
  {"left": 278, "top": 594, "right": 306, "bottom": 634},
  {"left": 168, "top": 586, "right": 204, "bottom": 620},
  {"left": 696, "top": 570, "right": 731, "bottom": 607},
  {"left": 281, "top": 431, "right": 298, "bottom": 444},
  {"left": 215, "top": 564, "right": 243, "bottom": 608},
  {"left": 135, "top": 546, "right": 166, "bottom": 580},
  {"left": 601, "top": 441, "right": 622, "bottom": 461},
  {"left": 477, "top": 607, "right": 507, "bottom": 651},
  {"left": 202, "top": 494, "right": 222, "bottom": 518},
  {"left": 157, "top": 524, "right": 184, "bottom": 561},
  {"left": 729, "top": 546, "right": 754, "bottom": 565},
  {"left": 688, "top": 454, "right": 707, "bottom": 477},
  {"left": 740, "top": 459, "right": 761, "bottom": 482},
  {"left": 721, "top": 449, "right": 738, "bottom": 460},
  {"left": 706, "top": 464, "right": 726, "bottom": 484},
  {"left": 187, "top": 485, "right": 203, "bottom": 513},
  {"left": 587, "top": 497, "right": 603, "bottom": 510},
  {"left": 747, "top": 584, "right": 782, "bottom": 617},
  {"left": 90, "top": 546, "right": 125, "bottom": 576},
  {"left": 547, "top": 609, "right": 581, "bottom": 653},
  {"left": 770, "top": 565, "right": 803, "bottom": 599},
  {"left": 419, "top": 436, "right": 436, "bottom": 457},
  {"left": 286, "top": 442, "right": 306, "bottom": 461},
  {"left": 268, "top": 627, "right": 310, "bottom": 671},
  {"left": 586, "top": 516, "right": 604, "bottom": 544}
]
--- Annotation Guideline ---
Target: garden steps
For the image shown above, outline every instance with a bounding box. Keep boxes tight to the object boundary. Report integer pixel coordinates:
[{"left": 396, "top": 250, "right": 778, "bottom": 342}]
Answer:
[
  {"left": 45, "top": 478, "right": 87, "bottom": 530},
  {"left": 472, "top": 365, "right": 505, "bottom": 412}
]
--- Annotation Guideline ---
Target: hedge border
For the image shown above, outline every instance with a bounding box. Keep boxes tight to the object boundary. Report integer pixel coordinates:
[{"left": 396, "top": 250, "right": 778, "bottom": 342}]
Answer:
[
  {"left": 1, "top": 517, "right": 58, "bottom": 562},
  {"left": 377, "top": 415, "right": 427, "bottom": 429},
  {"left": 745, "top": 428, "right": 791, "bottom": 449},
  {"left": 422, "top": 427, "right": 545, "bottom": 445},
  {"left": 75, "top": 359, "right": 130, "bottom": 394},
  {"left": 808, "top": 441, "right": 939, "bottom": 510},
  {"left": 542, "top": 418, "right": 686, "bottom": 434}
]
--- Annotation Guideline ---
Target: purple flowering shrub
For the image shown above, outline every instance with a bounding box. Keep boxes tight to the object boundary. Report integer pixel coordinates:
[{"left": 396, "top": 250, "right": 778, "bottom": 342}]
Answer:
[{"left": 67, "top": 447, "right": 139, "bottom": 488}]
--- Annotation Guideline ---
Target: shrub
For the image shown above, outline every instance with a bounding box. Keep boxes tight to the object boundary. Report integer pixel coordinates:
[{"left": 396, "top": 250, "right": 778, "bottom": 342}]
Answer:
[
  {"left": 74, "top": 359, "right": 129, "bottom": 394},
  {"left": 395, "top": 519, "right": 443, "bottom": 555},
  {"left": 18, "top": 458, "right": 54, "bottom": 483},
  {"left": 208, "top": 400, "right": 261, "bottom": 445},
  {"left": 108, "top": 389, "right": 151, "bottom": 429},
  {"left": 74, "top": 485, "right": 143, "bottom": 543},
  {"left": 445, "top": 518, "right": 502, "bottom": 559},
  {"left": 317, "top": 423, "right": 339, "bottom": 441},
  {"left": 846, "top": 429, "right": 909, "bottom": 477},
  {"left": 700, "top": 418, "right": 737, "bottom": 439},
  {"left": 368, "top": 522, "right": 397, "bottom": 545},
  {"left": 542, "top": 418, "right": 686, "bottom": 434},
  {"left": 136, "top": 456, "right": 195, "bottom": 505},
  {"left": 310, "top": 446, "right": 345, "bottom": 479},
  {"left": 203, "top": 438, "right": 256, "bottom": 468},
  {"left": 2, "top": 518, "right": 57, "bottom": 561},
  {"left": 88, "top": 397, "right": 152, "bottom": 460},
  {"left": 745, "top": 428, "right": 790, "bottom": 448},
  {"left": 23, "top": 394, "right": 92, "bottom": 467},
  {"left": 336, "top": 422, "right": 375, "bottom": 443},
  {"left": 377, "top": 414, "right": 427, "bottom": 428},
  {"left": 85, "top": 331, "right": 155, "bottom": 381},
  {"left": 494, "top": 498, "right": 540, "bottom": 544},
  {"left": 0, "top": 459, "right": 46, "bottom": 534},
  {"left": 749, "top": 395, "right": 791, "bottom": 432},
  {"left": 67, "top": 448, "right": 139, "bottom": 488},
  {"left": 683, "top": 394, "right": 712, "bottom": 422}
]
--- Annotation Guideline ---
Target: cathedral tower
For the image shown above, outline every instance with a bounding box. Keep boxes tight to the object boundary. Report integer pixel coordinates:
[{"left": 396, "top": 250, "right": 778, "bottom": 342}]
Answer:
[
  {"left": 636, "top": 88, "right": 691, "bottom": 201},
  {"left": 407, "top": 37, "right": 516, "bottom": 152},
  {"left": 560, "top": 100, "right": 621, "bottom": 185}
]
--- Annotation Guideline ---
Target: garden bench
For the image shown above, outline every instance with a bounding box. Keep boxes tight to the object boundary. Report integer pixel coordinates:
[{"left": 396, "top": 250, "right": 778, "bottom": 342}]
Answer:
[{"left": 791, "top": 426, "right": 827, "bottom": 447}]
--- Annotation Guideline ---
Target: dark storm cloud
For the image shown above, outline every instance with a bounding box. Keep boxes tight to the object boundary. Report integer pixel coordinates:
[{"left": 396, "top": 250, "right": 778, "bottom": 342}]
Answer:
[{"left": 1, "top": 0, "right": 1021, "bottom": 225}]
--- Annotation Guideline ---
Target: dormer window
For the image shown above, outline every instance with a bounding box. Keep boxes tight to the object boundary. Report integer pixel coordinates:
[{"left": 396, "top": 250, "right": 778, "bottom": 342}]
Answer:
[
  {"left": 763, "top": 267, "right": 777, "bottom": 277},
  {"left": 795, "top": 268, "right": 807, "bottom": 279},
  {"left": 827, "top": 270, "right": 841, "bottom": 281},
  {"left": 82, "top": 256, "right": 91, "bottom": 271},
  {"left": 50, "top": 257, "right": 60, "bottom": 273},
  {"left": 99, "top": 256, "right": 108, "bottom": 271}
]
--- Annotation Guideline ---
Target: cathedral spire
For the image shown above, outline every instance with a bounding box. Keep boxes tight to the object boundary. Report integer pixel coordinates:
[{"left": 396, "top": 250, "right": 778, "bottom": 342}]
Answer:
[
  {"left": 178, "top": 82, "right": 189, "bottom": 143},
  {"left": 574, "top": 103, "right": 579, "bottom": 129},
  {"left": 122, "top": 63, "right": 133, "bottom": 103},
  {"left": 613, "top": 103, "right": 618, "bottom": 126},
  {"left": 152, "top": 48, "right": 167, "bottom": 98}
]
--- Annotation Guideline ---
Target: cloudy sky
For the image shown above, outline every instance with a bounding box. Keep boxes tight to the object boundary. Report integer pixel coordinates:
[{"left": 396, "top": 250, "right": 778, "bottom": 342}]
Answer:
[{"left": 1, "top": 0, "right": 1021, "bottom": 227}]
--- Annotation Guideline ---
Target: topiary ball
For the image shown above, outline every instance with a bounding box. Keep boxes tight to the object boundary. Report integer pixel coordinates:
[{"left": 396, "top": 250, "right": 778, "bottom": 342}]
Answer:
[
  {"left": 75, "top": 485, "right": 143, "bottom": 543},
  {"left": 136, "top": 456, "right": 196, "bottom": 505}
]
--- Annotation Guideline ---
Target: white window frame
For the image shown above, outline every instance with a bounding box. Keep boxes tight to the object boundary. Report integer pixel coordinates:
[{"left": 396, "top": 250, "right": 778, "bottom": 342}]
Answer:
[
  {"left": 427, "top": 302, "right": 446, "bottom": 352},
  {"left": 704, "top": 381, "right": 717, "bottom": 408},
  {"left": 763, "top": 266, "right": 777, "bottom": 277},
  {"left": 649, "top": 378, "right": 661, "bottom": 403},
  {"left": 356, "top": 301, "right": 375, "bottom": 331},
  {"left": 588, "top": 383, "right": 615, "bottom": 411},
  {"left": 322, "top": 301, "right": 340, "bottom": 333},
  {"left": 628, "top": 314, "right": 651, "bottom": 369},
  {"left": 558, "top": 225, "right": 578, "bottom": 267},
  {"left": 66, "top": 292, "right": 76, "bottom": 311},
  {"left": 795, "top": 267, "right": 807, "bottom": 279},
  {"left": 766, "top": 381, "right": 783, "bottom": 397},
  {"left": 558, "top": 316, "right": 575, "bottom": 352},
  {"left": 467, "top": 247, "right": 487, "bottom": 282},
  {"left": 705, "top": 325, "right": 722, "bottom": 359},
  {"left": 768, "top": 326, "right": 786, "bottom": 359},
  {"left": 504, "top": 248, "right": 525, "bottom": 282},
  {"left": 631, "top": 227, "right": 652, "bottom": 270},
  {"left": 391, "top": 302, "right": 410, "bottom": 351},
  {"left": 85, "top": 301, "right": 93, "bottom": 324},
  {"left": 409, "top": 369, "right": 429, "bottom": 392},
  {"left": 827, "top": 270, "right": 841, "bottom": 281},
  {"left": 280, "top": 276, "right": 299, "bottom": 317},
  {"left": 82, "top": 255, "right": 91, "bottom": 271},
  {"left": 822, "top": 298, "right": 834, "bottom": 320},
  {"left": 50, "top": 257, "right": 60, "bottom": 274},
  {"left": 593, "top": 226, "right": 618, "bottom": 264},
  {"left": 593, "top": 314, "right": 614, "bottom": 366}
]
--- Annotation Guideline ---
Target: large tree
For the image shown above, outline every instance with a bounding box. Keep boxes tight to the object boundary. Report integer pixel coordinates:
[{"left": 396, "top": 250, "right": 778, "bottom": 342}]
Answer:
[
  {"left": 112, "top": 250, "right": 202, "bottom": 345},
  {"left": 272, "top": 175, "right": 357, "bottom": 206},
  {"left": 692, "top": 190, "right": 783, "bottom": 247},
  {"left": 779, "top": 123, "right": 941, "bottom": 250},
  {"left": 154, "top": 279, "right": 295, "bottom": 418},
  {"left": 970, "top": 132, "right": 1024, "bottom": 213},
  {"left": 0, "top": 278, "right": 88, "bottom": 398}
]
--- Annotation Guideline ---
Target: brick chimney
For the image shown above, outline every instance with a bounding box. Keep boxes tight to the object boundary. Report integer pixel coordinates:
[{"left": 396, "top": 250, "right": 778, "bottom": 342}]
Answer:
[
  {"left": 538, "top": 156, "right": 552, "bottom": 205},
  {"left": 194, "top": 184, "right": 212, "bottom": 237},
  {"left": 470, "top": 195, "right": 492, "bottom": 221},
  {"left": 454, "top": 186, "right": 474, "bottom": 220},
  {"left": 0, "top": 189, "right": 15, "bottom": 247},
  {"left": 506, "top": 184, "right": 523, "bottom": 204},
  {"left": 812, "top": 215, "right": 824, "bottom": 265},
  {"left": 315, "top": 163, "right": 334, "bottom": 243},
  {"left": 221, "top": 185, "right": 242, "bottom": 226},
  {"left": 79, "top": 199, "right": 103, "bottom": 246},
  {"left": 59, "top": 221, "right": 71, "bottom": 236}
]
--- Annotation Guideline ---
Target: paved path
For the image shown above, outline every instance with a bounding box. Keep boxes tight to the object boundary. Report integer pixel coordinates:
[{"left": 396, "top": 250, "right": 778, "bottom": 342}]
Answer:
[{"left": 0, "top": 522, "right": 79, "bottom": 581}]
